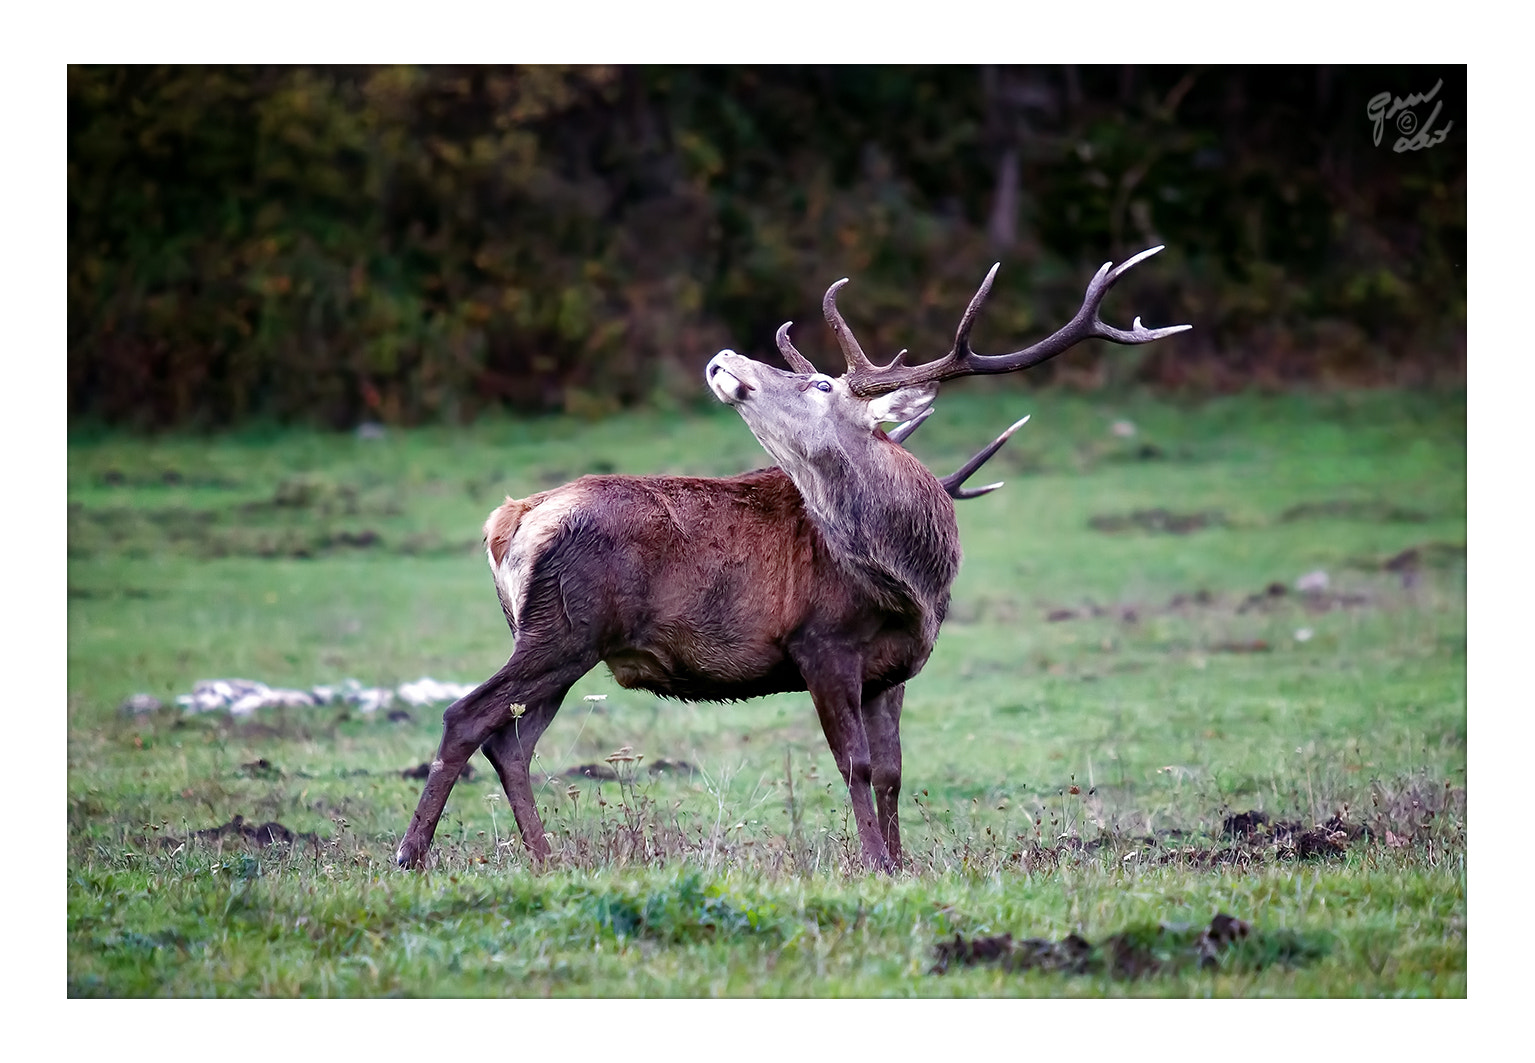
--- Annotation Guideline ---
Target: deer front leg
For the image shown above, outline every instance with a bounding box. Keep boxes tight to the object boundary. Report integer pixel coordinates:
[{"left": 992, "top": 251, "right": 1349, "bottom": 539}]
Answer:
[
  {"left": 799, "top": 655, "right": 893, "bottom": 873},
  {"left": 862, "top": 684, "right": 905, "bottom": 865}
]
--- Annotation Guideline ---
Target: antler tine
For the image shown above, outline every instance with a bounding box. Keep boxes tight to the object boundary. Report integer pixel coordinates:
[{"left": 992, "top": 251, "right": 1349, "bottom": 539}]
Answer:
[
  {"left": 775, "top": 321, "right": 818, "bottom": 375},
  {"left": 949, "top": 481, "right": 1005, "bottom": 500},
  {"left": 822, "top": 278, "right": 881, "bottom": 374},
  {"left": 938, "top": 415, "right": 1029, "bottom": 498},
  {"left": 1076, "top": 246, "right": 1194, "bottom": 344},
  {"left": 884, "top": 405, "right": 934, "bottom": 445},
  {"left": 844, "top": 247, "right": 1191, "bottom": 397},
  {"left": 952, "top": 262, "right": 1002, "bottom": 359},
  {"left": 1106, "top": 244, "right": 1167, "bottom": 284}
]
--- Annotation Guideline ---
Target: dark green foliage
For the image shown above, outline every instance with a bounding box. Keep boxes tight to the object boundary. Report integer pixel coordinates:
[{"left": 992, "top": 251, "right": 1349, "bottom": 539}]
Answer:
[{"left": 68, "top": 65, "right": 1465, "bottom": 428}]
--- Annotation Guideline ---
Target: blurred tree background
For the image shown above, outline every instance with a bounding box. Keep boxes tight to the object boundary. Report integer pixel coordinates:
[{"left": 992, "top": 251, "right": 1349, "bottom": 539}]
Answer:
[{"left": 67, "top": 65, "right": 1465, "bottom": 429}]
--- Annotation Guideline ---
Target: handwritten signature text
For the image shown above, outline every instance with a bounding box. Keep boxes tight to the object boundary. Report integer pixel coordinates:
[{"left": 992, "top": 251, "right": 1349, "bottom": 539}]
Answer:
[{"left": 1367, "top": 79, "right": 1453, "bottom": 153}]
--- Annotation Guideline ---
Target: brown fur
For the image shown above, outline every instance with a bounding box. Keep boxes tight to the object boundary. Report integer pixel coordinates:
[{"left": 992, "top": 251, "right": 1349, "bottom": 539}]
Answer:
[
  {"left": 484, "top": 496, "right": 534, "bottom": 567},
  {"left": 478, "top": 452, "right": 959, "bottom": 704}
]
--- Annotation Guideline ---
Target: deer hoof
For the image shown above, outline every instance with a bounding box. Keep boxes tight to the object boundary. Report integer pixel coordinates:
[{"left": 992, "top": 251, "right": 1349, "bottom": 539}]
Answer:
[{"left": 395, "top": 838, "right": 428, "bottom": 870}]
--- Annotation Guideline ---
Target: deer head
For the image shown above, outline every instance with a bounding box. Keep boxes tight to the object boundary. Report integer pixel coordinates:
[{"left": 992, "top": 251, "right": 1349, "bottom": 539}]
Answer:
[
  {"left": 707, "top": 245, "right": 1190, "bottom": 516},
  {"left": 706, "top": 350, "right": 935, "bottom": 532}
]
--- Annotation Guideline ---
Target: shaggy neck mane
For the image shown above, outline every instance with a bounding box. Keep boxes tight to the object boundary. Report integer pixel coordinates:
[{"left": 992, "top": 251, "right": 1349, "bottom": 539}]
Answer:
[{"left": 787, "top": 436, "right": 962, "bottom": 629}]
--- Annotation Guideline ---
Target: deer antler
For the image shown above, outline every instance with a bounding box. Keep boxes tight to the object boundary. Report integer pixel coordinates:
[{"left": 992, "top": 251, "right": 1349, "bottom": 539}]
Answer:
[
  {"left": 775, "top": 321, "right": 818, "bottom": 375},
  {"left": 887, "top": 408, "right": 1028, "bottom": 501},
  {"left": 939, "top": 415, "right": 1029, "bottom": 499},
  {"left": 823, "top": 279, "right": 878, "bottom": 374},
  {"left": 822, "top": 280, "right": 912, "bottom": 376},
  {"left": 843, "top": 246, "right": 1191, "bottom": 397}
]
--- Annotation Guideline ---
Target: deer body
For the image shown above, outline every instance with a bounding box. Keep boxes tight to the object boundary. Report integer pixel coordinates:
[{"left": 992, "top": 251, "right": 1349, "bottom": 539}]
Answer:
[
  {"left": 397, "top": 247, "right": 1188, "bottom": 872},
  {"left": 483, "top": 463, "right": 954, "bottom": 704}
]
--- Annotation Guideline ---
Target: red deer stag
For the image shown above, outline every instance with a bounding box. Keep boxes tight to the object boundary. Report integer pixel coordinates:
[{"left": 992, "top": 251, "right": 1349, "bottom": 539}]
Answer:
[{"left": 396, "top": 246, "right": 1189, "bottom": 872}]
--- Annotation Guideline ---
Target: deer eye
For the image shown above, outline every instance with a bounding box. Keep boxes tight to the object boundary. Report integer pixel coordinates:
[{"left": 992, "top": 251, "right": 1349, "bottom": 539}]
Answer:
[{"left": 813, "top": 379, "right": 832, "bottom": 393}]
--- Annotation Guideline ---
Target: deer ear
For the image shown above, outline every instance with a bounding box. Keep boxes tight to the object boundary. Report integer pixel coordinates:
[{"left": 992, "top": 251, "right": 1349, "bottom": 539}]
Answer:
[{"left": 866, "top": 383, "right": 938, "bottom": 426}]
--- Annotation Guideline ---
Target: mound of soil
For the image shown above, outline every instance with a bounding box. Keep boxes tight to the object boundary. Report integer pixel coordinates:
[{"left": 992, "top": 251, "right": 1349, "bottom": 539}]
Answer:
[
  {"left": 1089, "top": 509, "right": 1225, "bottom": 534},
  {"left": 562, "top": 763, "right": 619, "bottom": 781},
  {"left": 559, "top": 758, "right": 696, "bottom": 782},
  {"left": 1381, "top": 541, "right": 1464, "bottom": 571},
  {"left": 1237, "top": 580, "right": 1369, "bottom": 614},
  {"left": 241, "top": 757, "right": 282, "bottom": 779},
  {"left": 179, "top": 814, "right": 323, "bottom": 850},
  {"left": 1042, "top": 571, "right": 1370, "bottom": 627},
  {"left": 1221, "top": 810, "right": 1352, "bottom": 857},
  {"left": 932, "top": 913, "right": 1260, "bottom": 977},
  {"left": 1015, "top": 809, "right": 1360, "bottom": 873},
  {"left": 1280, "top": 499, "right": 1429, "bottom": 524}
]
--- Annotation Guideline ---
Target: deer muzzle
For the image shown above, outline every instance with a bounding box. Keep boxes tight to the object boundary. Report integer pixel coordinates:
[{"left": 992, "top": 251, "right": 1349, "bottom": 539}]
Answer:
[{"left": 706, "top": 351, "right": 757, "bottom": 405}]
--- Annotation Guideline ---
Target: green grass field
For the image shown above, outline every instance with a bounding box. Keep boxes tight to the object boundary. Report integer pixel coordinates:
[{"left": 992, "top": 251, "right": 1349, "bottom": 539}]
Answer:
[{"left": 66, "top": 386, "right": 1466, "bottom": 997}]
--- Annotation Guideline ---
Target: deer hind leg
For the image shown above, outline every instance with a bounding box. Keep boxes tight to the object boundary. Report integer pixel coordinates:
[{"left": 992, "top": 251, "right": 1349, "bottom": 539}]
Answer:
[
  {"left": 395, "top": 647, "right": 594, "bottom": 870},
  {"left": 862, "top": 684, "right": 905, "bottom": 865},
  {"left": 479, "top": 697, "right": 570, "bottom": 864}
]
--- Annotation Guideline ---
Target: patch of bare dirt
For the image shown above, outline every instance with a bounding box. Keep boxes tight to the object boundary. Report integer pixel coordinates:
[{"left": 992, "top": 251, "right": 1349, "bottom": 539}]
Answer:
[
  {"left": 240, "top": 757, "right": 282, "bottom": 779},
  {"left": 1220, "top": 810, "right": 1351, "bottom": 858},
  {"left": 1237, "top": 581, "right": 1290, "bottom": 611},
  {"left": 931, "top": 913, "right": 1258, "bottom": 977},
  {"left": 321, "top": 529, "right": 383, "bottom": 549},
  {"left": 1356, "top": 541, "right": 1467, "bottom": 587},
  {"left": 557, "top": 758, "right": 697, "bottom": 781},
  {"left": 1211, "top": 639, "right": 1272, "bottom": 653},
  {"left": 1378, "top": 541, "right": 1464, "bottom": 571},
  {"left": 1044, "top": 603, "right": 1142, "bottom": 623},
  {"left": 1237, "top": 580, "right": 1369, "bottom": 614},
  {"left": 175, "top": 814, "right": 323, "bottom": 850},
  {"left": 74, "top": 586, "right": 161, "bottom": 602},
  {"left": 646, "top": 758, "right": 696, "bottom": 775},
  {"left": 1041, "top": 574, "right": 1369, "bottom": 626},
  {"left": 1089, "top": 508, "right": 1226, "bottom": 534},
  {"left": 1280, "top": 499, "right": 1429, "bottom": 524},
  {"left": 1222, "top": 810, "right": 1270, "bottom": 834},
  {"left": 98, "top": 467, "right": 240, "bottom": 489},
  {"left": 1012, "top": 808, "right": 1367, "bottom": 873},
  {"left": 563, "top": 763, "right": 620, "bottom": 781}
]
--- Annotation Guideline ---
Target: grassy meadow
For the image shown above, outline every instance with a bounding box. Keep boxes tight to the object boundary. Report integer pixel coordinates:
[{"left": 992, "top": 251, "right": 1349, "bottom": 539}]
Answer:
[{"left": 66, "top": 385, "right": 1466, "bottom": 997}]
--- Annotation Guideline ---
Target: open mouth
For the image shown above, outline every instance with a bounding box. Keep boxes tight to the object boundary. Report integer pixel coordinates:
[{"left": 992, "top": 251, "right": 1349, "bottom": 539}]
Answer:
[{"left": 706, "top": 356, "right": 755, "bottom": 404}]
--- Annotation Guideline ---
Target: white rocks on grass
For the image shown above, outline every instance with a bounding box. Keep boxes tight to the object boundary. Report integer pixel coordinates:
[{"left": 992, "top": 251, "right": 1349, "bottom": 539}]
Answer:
[
  {"left": 176, "top": 679, "right": 320, "bottom": 716},
  {"left": 1295, "top": 570, "right": 1330, "bottom": 593},
  {"left": 149, "top": 675, "right": 476, "bottom": 717},
  {"left": 397, "top": 677, "right": 476, "bottom": 706},
  {"left": 320, "top": 678, "right": 395, "bottom": 715},
  {"left": 118, "top": 693, "right": 166, "bottom": 717}
]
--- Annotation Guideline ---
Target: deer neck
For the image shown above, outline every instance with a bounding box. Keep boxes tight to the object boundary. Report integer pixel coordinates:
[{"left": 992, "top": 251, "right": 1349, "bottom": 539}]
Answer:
[{"left": 783, "top": 433, "right": 962, "bottom": 625}]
